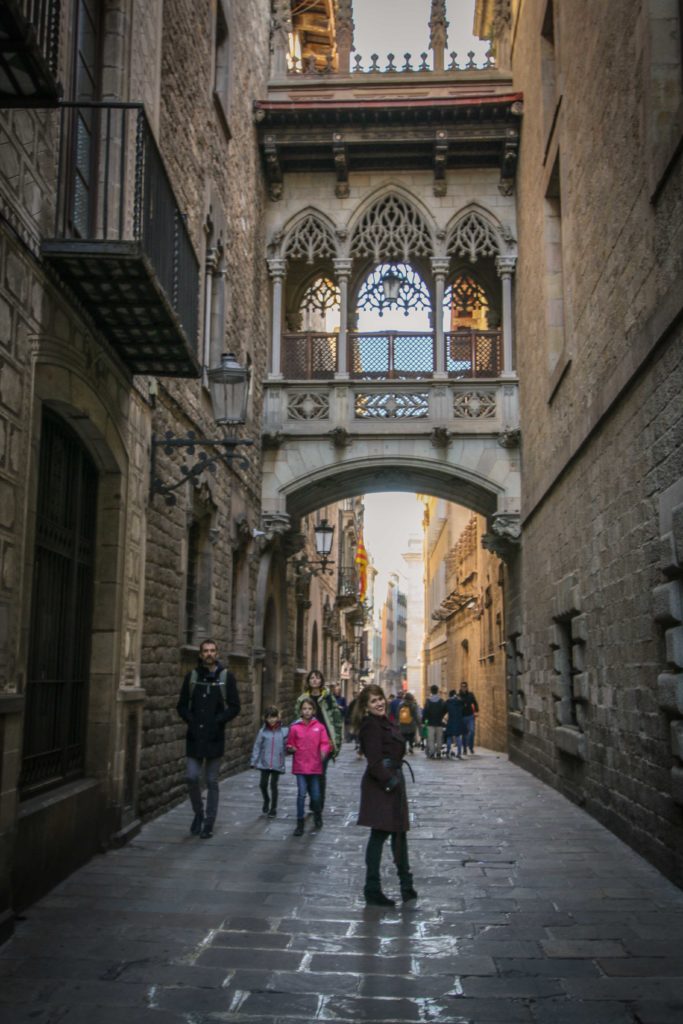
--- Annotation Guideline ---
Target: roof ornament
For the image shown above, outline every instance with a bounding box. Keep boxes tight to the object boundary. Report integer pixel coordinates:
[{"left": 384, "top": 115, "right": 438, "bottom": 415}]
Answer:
[{"left": 429, "top": 0, "right": 449, "bottom": 73}]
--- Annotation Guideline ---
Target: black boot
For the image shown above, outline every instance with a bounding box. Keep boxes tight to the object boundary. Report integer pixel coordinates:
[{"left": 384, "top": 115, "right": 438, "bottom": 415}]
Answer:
[
  {"left": 200, "top": 819, "right": 214, "bottom": 839},
  {"left": 401, "top": 886, "right": 418, "bottom": 902},
  {"left": 190, "top": 812, "right": 203, "bottom": 836},
  {"left": 364, "top": 890, "right": 395, "bottom": 907},
  {"left": 293, "top": 819, "right": 304, "bottom": 836},
  {"left": 267, "top": 800, "right": 277, "bottom": 818},
  {"left": 261, "top": 797, "right": 270, "bottom": 814},
  {"left": 313, "top": 810, "right": 323, "bottom": 830}
]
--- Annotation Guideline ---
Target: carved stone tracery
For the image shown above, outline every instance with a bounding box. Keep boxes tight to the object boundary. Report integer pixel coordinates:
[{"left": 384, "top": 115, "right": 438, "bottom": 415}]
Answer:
[
  {"left": 350, "top": 194, "right": 434, "bottom": 262},
  {"left": 447, "top": 211, "right": 502, "bottom": 262},
  {"left": 284, "top": 214, "right": 337, "bottom": 263}
]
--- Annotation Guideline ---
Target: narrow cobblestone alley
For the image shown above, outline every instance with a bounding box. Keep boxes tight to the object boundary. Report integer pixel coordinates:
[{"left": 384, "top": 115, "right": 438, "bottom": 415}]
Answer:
[{"left": 2, "top": 747, "right": 683, "bottom": 1024}]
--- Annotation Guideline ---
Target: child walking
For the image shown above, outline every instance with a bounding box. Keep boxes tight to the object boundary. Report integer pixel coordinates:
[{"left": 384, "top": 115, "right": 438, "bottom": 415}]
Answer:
[
  {"left": 286, "top": 696, "right": 332, "bottom": 835},
  {"left": 250, "top": 706, "right": 288, "bottom": 818}
]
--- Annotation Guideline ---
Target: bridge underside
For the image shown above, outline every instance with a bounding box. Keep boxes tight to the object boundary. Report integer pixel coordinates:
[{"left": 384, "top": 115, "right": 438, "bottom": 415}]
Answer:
[{"left": 261, "top": 441, "right": 517, "bottom": 527}]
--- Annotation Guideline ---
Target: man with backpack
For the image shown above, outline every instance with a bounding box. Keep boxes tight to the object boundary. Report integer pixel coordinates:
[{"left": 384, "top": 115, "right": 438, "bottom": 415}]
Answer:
[
  {"left": 176, "top": 639, "right": 240, "bottom": 838},
  {"left": 397, "top": 692, "right": 419, "bottom": 753}
]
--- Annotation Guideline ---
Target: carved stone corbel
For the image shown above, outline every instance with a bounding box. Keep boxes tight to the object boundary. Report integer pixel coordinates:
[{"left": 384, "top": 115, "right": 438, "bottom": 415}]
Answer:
[
  {"left": 482, "top": 512, "right": 521, "bottom": 561},
  {"left": 329, "top": 427, "right": 351, "bottom": 449},
  {"left": 332, "top": 133, "right": 349, "bottom": 198}
]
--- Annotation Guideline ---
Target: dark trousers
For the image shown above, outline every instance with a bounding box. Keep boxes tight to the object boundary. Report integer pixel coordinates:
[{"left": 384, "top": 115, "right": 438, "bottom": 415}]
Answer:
[
  {"left": 259, "top": 769, "right": 279, "bottom": 809},
  {"left": 364, "top": 828, "right": 413, "bottom": 896}
]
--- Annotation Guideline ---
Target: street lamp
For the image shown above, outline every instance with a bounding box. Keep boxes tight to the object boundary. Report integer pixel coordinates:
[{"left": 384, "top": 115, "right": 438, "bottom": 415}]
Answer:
[
  {"left": 150, "top": 352, "right": 253, "bottom": 505},
  {"left": 381, "top": 267, "right": 402, "bottom": 303},
  {"left": 293, "top": 518, "right": 336, "bottom": 578}
]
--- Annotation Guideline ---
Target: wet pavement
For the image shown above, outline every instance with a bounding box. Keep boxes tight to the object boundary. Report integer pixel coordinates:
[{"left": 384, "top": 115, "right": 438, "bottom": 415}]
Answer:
[{"left": 2, "top": 746, "right": 683, "bottom": 1024}]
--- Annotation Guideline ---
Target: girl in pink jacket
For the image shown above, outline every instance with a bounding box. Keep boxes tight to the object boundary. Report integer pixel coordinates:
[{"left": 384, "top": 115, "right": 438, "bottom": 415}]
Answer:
[{"left": 287, "top": 697, "right": 332, "bottom": 836}]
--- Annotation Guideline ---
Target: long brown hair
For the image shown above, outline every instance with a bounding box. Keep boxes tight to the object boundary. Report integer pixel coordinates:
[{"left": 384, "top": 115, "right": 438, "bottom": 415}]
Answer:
[{"left": 350, "top": 683, "right": 386, "bottom": 733}]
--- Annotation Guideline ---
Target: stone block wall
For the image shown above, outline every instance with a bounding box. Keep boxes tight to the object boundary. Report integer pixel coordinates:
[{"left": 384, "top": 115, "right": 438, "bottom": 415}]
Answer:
[{"left": 510, "top": 0, "right": 683, "bottom": 883}]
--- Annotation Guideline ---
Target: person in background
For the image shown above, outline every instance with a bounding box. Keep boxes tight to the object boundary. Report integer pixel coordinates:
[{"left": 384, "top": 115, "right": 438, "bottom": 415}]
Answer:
[
  {"left": 351, "top": 683, "right": 416, "bottom": 907},
  {"left": 444, "top": 689, "right": 465, "bottom": 760},
  {"left": 332, "top": 682, "right": 348, "bottom": 739},
  {"left": 250, "top": 705, "right": 288, "bottom": 817},
  {"left": 459, "top": 681, "right": 479, "bottom": 754},
  {"left": 295, "top": 670, "right": 343, "bottom": 810},
  {"left": 287, "top": 697, "right": 331, "bottom": 835},
  {"left": 422, "top": 684, "right": 447, "bottom": 759},
  {"left": 397, "top": 691, "right": 420, "bottom": 753},
  {"left": 176, "top": 639, "right": 240, "bottom": 839},
  {"left": 388, "top": 692, "right": 401, "bottom": 723}
]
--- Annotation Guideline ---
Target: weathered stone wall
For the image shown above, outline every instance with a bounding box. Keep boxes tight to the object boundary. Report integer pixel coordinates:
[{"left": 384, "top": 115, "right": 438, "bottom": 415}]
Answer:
[
  {"left": 510, "top": 0, "right": 683, "bottom": 883},
  {"left": 137, "top": 0, "right": 271, "bottom": 819}
]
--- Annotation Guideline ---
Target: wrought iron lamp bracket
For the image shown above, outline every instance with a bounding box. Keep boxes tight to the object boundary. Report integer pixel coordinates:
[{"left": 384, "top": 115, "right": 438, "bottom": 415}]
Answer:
[
  {"left": 150, "top": 430, "right": 253, "bottom": 505},
  {"left": 292, "top": 553, "right": 335, "bottom": 580}
]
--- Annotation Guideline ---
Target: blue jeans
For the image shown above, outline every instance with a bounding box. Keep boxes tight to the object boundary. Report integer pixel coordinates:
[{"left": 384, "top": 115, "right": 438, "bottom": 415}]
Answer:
[
  {"left": 446, "top": 734, "right": 463, "bottom": 756},
  {"left": 186, "top": 756, "right": 221, "bottom": 823},
  {"left": 463, "top": 715, "right": 475, "bottom": 752},
  {"left": 295, "top": 774, "right": 321, "bottom": 819}
]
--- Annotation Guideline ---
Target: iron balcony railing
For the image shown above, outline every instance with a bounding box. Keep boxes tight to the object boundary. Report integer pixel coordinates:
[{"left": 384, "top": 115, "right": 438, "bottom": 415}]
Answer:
[
  {"left": 50, "top": 101, "right": 199, "bottom": 358},
  {"left": 337, "top": 568, "right": 358, "bottom": 600},
  {"left": 281, "top": 329, "right": 502, "bottom": 381},
  {"left": 0, "top": 0, "right": 61, "bottom": 103}
]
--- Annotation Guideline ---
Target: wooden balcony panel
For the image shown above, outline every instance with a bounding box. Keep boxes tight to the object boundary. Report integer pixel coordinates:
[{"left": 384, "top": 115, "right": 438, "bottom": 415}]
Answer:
[{"left": 41, "top": 240, "right": 201, "bottom": 377}]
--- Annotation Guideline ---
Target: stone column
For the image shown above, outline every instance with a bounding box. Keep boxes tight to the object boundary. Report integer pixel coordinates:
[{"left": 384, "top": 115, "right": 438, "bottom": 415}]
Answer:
[
  {"left": 267, "top": 258, "right": 286, "bottom": 379},
  {"left": 429, "top": 0, "right": 448, "bottom": 73},
  {"left": 496, "top": 254, "right": 517, "bottom": 377},
  {"left": 431, "top": 257, "right": 450, "bottom": 378},
  {"left": 335, "top": 0, "right": 354, "bottom": 74},
  {"left": 334, "top": 258, "right": 352, "bottom": 379}
]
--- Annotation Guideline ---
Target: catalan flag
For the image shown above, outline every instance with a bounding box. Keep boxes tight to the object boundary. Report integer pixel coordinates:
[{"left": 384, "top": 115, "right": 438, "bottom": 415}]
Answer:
[{"left": 355, "top": 530, "right": 368, "bottom": 604}]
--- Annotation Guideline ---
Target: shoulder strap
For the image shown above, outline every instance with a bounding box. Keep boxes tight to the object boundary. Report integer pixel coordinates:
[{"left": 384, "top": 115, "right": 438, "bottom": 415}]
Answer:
[
  {"left": 218, "top": 669, "right": 228, "bottom": 702},
  {"left": 188, "top": 669, "right": 199, "bottom": 702}
]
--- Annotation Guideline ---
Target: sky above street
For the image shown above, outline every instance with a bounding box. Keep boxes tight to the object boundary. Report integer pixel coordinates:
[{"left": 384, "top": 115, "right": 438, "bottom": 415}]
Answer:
[
  {"left": 354, "top": 0, "right": 489, "bottom": 66},
  {"left": 363, "top": 493, "right": 424, "bottom": 618}
]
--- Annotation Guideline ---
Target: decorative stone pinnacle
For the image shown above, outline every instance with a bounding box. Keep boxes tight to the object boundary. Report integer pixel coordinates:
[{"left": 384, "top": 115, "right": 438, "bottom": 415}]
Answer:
[{"left": 429, "top": 0, "right": 448, "bottom": 71}]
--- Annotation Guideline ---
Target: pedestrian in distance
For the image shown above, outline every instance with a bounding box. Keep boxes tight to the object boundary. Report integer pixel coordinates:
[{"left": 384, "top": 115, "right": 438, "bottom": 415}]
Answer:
[
  {"left": 397, "top": 692, "right": 420, "bottom": 753},
  {"left": 176, "top": 639, "right": 240, "bottom": 839},
  {"left": 422, "top": 684, "right": 447, "bottom": 759},
  {"left": 352, "top": 683, "right": 417, "bottom": 907},
  {"left": 444, "top": 689, "right": 465, "bottom": 759},
  {"left": 388, "top": 692, "right": 401, "bottom": 723},
  {"left": 250, "top": 705, "right": 288, "bottom": 817},
  {"left": 459, "top": 680, "right": 479, "bottom": 754},
  {"left": 332, "top": 682, "right": 349, "bottom": 739},
  {"left": 295, "top": 669, "right": 343, "bottom": 810},
  {"left": 287, "top": 697, "right": 332, "bottom": 835}
]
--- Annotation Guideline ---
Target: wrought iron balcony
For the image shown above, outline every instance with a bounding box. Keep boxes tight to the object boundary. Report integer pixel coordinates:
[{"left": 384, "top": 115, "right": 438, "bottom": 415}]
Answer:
[
  {"left": 337, "top": 567, "right": 358, "bottom": 604},
  {"left": 281, "top": 329, "right": 502, "bottom": 381},
  {"left": 42, "top": 102, "right": 200, "bottom": 377},
  {"left": 0, "top": 0, "right": 61, "bottom": 106}
]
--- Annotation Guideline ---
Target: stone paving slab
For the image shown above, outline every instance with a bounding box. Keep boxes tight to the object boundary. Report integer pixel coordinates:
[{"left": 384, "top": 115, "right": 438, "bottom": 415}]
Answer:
[{"left": 1, "top": 747, "right": 683, "bottom": 1023}]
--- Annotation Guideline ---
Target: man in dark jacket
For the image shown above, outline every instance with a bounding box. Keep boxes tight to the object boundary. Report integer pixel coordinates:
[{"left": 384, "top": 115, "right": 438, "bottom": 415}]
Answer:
[
  {"left": 422, "top": 685, "right": 446, "bottom": 759},
  {"left": 176, "top": 639, "right": 240, "bottom": 838},
  {"left": 459, "top": 680, "right": 479, "bottom": 755}
]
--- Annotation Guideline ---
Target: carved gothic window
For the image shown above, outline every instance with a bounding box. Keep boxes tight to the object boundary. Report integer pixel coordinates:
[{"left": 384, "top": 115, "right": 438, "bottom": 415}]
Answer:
[
  {"left": 300, "top": 277, "right": 340, "bottom": 314},
  {"left": 447, "top": 211, "right": 501, "bottom": 262},
  {"left": 444, "top": 272, "right": 491, "bottom": 332},
  {"left": 350, "top": 193, "right": 433, "bottom": 262},
  {"left": 284, "top": 214, "right": 336, "bottom": 263},
  {"left": 357, "top": 262, "right": 431, "bottom": 317}
]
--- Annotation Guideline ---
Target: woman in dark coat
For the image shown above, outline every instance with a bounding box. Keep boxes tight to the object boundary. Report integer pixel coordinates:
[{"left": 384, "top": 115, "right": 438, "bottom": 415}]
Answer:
[{"left": 352, "top": 683, "right": 417, "bottom": 907}]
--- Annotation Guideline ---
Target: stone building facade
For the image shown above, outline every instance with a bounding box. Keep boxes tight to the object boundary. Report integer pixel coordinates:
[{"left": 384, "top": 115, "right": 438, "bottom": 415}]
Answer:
[
  {"left": 423, "top": 499, "right": 507, "bottom": 751},
  {"left": 495, "top": 0, "right": 683, "bottom": 884},
  {"left": 0, "top": 0, "right": 272, "bottom": 935}
]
